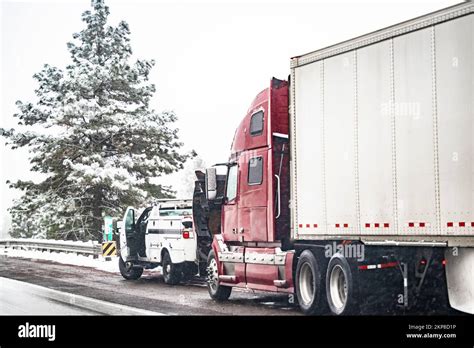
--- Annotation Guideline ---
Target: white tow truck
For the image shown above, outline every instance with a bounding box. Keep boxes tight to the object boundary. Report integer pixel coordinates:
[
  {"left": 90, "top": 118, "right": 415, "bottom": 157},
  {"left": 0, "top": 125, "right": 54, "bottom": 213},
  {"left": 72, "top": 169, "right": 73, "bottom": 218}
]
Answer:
[
  {"left": 116, "top": 170, "right": 225, "bottom": 284},
  {"left": 117, "top": 199, "right": 200, "bottom": 284}
]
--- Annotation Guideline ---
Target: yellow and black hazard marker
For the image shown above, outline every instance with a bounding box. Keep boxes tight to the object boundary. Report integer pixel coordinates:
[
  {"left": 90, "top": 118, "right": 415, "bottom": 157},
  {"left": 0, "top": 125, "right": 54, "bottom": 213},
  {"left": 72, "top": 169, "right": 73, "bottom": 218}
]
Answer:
[{"left": 102, "top": 241, "right": 117, "bottom": 257}]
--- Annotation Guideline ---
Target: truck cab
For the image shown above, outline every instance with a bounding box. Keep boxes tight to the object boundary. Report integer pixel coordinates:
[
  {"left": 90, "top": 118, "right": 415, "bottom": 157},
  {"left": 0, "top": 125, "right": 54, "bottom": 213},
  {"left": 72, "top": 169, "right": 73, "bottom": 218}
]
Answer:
[
  {"left": 205, "top": 78, "right": 295, "bottom": 297},
  {"left": 222, "top": 79, "right": 290, "bottom": 245}
]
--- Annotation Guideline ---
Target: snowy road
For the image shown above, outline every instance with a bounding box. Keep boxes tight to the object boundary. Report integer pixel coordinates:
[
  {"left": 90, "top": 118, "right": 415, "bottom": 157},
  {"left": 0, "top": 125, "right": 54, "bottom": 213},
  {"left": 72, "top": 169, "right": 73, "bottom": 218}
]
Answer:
[{"left": 0, "top": 256, "right": 299, "bottom": 316}]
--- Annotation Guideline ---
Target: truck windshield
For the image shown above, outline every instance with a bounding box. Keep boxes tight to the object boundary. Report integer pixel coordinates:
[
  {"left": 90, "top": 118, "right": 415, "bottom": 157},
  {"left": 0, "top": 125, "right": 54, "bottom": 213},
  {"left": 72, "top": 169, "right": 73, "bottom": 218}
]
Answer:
[{"left": 159, "top": 207, "right": 192, "bottom": 217}]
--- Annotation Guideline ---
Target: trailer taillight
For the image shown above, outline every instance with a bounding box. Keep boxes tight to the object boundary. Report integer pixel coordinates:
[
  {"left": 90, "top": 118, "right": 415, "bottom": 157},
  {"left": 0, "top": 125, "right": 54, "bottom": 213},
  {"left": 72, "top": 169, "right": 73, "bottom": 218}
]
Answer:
[
  {"left": 417, "top": 258, "right": 428, "bottom": 274},
  {"left": 182, "top": 230, "right": 191, "bottom": 239}
]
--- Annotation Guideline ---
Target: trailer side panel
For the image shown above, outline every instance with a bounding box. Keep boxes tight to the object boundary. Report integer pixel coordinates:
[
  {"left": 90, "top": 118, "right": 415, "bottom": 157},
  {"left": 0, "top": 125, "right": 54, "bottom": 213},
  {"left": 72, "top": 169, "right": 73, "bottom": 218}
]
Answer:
[{"left": 291, "top": 7, "right": 473, "bottom": 245}]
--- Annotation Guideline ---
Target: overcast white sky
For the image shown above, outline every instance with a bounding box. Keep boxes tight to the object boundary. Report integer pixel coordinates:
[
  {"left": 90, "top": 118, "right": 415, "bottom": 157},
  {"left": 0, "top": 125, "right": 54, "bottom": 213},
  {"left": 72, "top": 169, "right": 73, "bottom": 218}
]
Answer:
[{"left": 0, "top": 0, "right": 459, "bottom": 237}]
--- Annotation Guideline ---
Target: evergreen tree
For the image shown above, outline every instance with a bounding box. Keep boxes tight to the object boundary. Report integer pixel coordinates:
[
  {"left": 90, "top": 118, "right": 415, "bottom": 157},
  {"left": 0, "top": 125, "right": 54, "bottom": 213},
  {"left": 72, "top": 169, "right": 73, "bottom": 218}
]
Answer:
[{"left": 1, "top": 0, "right": 191, "bottom": 241}]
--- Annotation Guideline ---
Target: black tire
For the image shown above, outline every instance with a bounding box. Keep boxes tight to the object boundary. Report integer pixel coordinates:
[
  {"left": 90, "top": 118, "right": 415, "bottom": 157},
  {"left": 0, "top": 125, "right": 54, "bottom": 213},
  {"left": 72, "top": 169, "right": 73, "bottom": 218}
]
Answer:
[
  {"left": 295, "top": 250, "right": 328, "bottom": 315},
  {"left": 162, "top": 251, "right": 182, "bottom": 285},
  {"left": 206, "top": 250, "right": 232, "bottom": 301},
  {"left": 326, "top": 253, "right": 359, "bottom": 315},
  {"left": 118, "top": 257, "right": 143, "bottom": 280}
]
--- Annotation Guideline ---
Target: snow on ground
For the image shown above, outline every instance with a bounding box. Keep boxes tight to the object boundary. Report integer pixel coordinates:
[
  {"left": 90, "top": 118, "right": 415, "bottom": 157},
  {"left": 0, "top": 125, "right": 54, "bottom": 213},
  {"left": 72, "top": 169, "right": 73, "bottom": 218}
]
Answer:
[
  {"left": 0, "top": 238, "right": 97, "bottom": 247},
  {"left": 0, "top": 246, "right": 121, "bottom": 273},
  {"left": 0, "top": 239, "right": 166, "bottom": 275}
]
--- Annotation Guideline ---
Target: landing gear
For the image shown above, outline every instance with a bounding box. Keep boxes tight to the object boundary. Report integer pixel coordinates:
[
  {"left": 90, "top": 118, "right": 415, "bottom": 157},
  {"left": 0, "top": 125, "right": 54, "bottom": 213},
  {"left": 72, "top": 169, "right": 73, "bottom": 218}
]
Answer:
[{"left": 206, "top": 250, "right": 232, "bottom": 301}]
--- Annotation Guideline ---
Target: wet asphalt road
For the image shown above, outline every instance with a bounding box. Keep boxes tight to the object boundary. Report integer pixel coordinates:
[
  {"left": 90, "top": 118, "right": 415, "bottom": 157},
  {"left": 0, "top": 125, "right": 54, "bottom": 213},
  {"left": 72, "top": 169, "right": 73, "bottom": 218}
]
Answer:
[
  {"left": 0, "top": 276, "right": 99, "bottom": 315},
  {"left": 0, "top": 255, "right": 460, "bottom": 316},
  {"left": 0, "top": 256, "right": 300, "bottom": 316}
]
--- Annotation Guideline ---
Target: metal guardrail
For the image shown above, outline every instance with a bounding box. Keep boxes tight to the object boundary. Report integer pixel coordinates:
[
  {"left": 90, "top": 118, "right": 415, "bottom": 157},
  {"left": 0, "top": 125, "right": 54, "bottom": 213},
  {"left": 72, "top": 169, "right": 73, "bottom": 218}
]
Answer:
[{"left": 0, "top": 239, "right": 101, "bottom": 256}]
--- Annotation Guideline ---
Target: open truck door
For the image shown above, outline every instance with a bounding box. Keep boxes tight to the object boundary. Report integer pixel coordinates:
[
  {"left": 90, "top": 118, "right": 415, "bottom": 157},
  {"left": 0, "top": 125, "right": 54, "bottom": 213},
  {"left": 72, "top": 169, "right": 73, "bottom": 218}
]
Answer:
[
  {"left": 192, "top": 166, "right": 227, "bottom": 274},
  {"left": 118, "top": 206, "right": 144, "bottom": 280},
  {"left": 120, "top": 206, "right": 135, "bottom": 260}
]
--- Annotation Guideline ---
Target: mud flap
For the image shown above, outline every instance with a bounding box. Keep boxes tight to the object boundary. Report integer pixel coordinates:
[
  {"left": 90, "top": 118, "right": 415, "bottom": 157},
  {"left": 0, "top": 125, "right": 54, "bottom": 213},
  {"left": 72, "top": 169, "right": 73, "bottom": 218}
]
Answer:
[{"left": 445, "top": 247, "right": 474, "bottom": 314}]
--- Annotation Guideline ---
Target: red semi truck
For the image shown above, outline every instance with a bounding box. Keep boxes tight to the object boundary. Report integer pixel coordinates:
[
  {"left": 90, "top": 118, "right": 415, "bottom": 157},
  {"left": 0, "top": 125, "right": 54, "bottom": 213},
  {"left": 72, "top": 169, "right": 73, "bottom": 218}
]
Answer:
[{"left": 196, "top": 2, "right": 474, "bottom": 315}]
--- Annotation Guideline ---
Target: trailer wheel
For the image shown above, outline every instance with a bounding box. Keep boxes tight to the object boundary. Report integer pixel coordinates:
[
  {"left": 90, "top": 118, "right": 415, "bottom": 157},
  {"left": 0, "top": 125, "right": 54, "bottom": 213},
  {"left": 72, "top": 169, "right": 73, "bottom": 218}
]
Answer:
[
  {"left": 118, "top": 257, "right": 143, "bottom": 280},
  {"left": 207, "top": 250, "right": 232, "bottom": 301},
  {"left": 162, "top": 251, "right": 182, "bottom": 285},
  {"left": 295, "top": 250, "right": 328, "bottom": 315},
  {"left": 326, "top": 253, "right": 359, "bottom": 315}
]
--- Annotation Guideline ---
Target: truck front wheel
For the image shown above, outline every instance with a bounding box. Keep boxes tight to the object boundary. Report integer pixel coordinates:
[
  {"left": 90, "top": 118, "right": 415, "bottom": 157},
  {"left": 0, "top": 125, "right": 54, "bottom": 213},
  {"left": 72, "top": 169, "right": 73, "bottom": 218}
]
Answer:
[
  {"left": 207, "top": 250, "right": 232, "bottom": 301},
  {"left": 295, "top": 250, "right": 328, "bottom": 315},
  {"left": 118, "top": 257, "right": 143, "bottom": 280},
  {"left": 326, "top": 253, "right": 359, "bottom": 315},
  {"left": 162, "top": 251, "right": 182, "bottom": 285}
]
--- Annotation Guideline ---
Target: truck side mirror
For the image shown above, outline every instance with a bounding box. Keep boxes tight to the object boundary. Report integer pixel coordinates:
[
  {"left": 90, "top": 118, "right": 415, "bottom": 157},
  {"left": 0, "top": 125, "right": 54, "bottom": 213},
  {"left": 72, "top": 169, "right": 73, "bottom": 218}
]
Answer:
[
  {"left": 205, "top": 167, "right": 217, "bottom": 200},
  {"left": 112, "top": 218, "right": 120, "bottom": 234}
]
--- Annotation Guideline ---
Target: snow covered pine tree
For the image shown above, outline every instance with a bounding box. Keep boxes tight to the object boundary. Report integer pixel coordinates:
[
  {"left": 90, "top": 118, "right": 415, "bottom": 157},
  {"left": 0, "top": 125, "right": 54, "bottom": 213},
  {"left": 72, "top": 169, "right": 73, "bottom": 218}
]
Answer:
[{"left": 1, "top": 0, "right": 192, "bottom": 240}]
